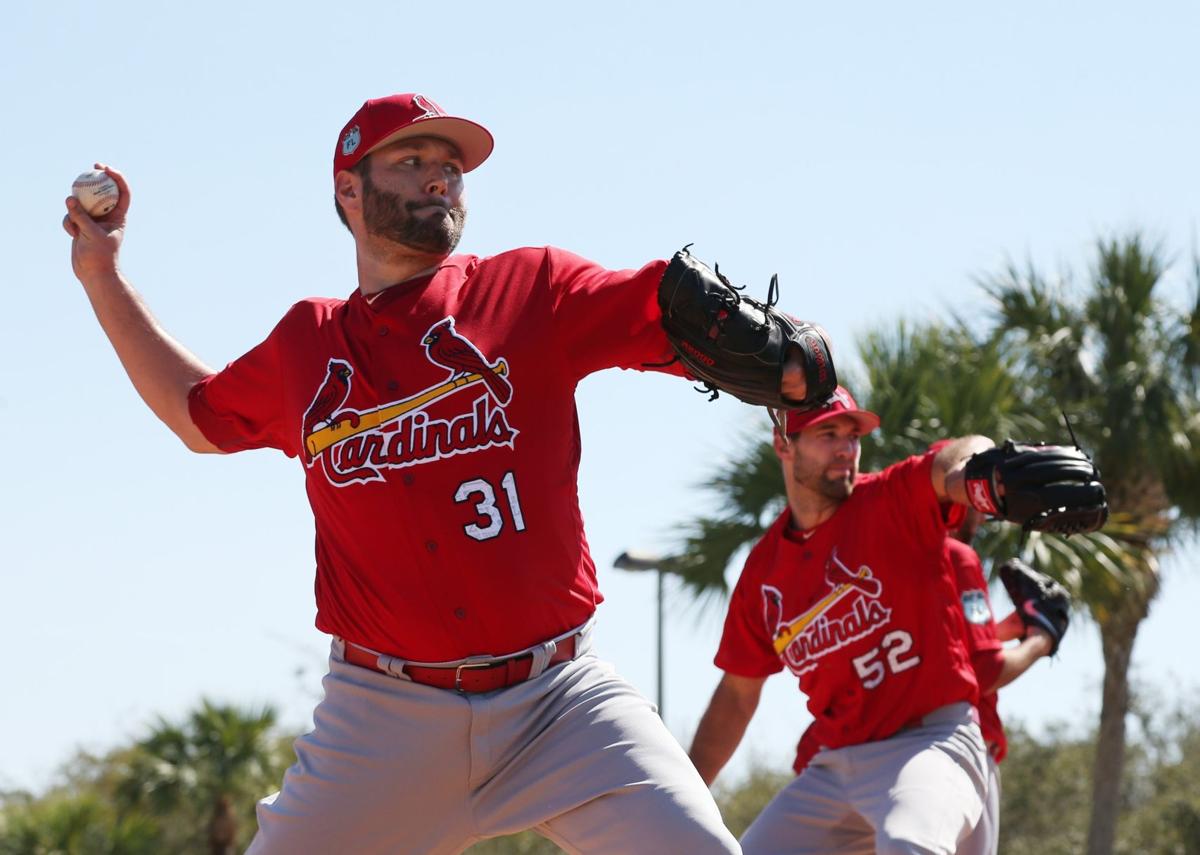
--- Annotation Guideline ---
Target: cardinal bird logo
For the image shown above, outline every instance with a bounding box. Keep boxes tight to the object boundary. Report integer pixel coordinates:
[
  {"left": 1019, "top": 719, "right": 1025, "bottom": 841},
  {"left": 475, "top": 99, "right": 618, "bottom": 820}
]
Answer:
[
  {"left": 422, "top": 317, "right": 513, "bottom": 405},
  {"left": 824, "top": 548, "right": 883, "bottom": 597},
  {"left": 303, "top": 359, "right": 358, "bottom": 458},
  {"left": 300, "top": 326, "right": 518, "bottom": 487},
  {"left": 761, "top": 547, "right": 892, "bottom": 673},
  {"left": 411, "top": 94, "right": 445, "bottom": 120}
]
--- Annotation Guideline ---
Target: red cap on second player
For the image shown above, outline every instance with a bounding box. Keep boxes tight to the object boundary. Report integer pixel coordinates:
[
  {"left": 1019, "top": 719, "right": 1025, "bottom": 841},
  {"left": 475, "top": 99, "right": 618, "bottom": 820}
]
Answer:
[
  {"left": 333, "top": 93, "right": 494, "bottom": 177},
  {"left": 784, "top": 386, "right": 880, "bottom": 435}
]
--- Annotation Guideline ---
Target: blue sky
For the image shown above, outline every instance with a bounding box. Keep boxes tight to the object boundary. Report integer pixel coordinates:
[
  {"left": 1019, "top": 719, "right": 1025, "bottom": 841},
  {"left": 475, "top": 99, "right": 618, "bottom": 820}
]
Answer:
[{"left": 3, "top": 0, "right": 1198, "bottom": 793}]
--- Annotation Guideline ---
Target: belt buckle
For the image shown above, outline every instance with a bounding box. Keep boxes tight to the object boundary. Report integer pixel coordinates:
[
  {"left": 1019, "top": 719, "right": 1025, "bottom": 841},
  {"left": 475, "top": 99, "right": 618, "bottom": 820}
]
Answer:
[{"left": 454, "top": 655, "right": 502, "bottom": 692}]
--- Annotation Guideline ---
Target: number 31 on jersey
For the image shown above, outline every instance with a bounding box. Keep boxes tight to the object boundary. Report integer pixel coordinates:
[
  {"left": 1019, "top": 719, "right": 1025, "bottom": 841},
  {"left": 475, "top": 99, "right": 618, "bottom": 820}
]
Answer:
[{"left": 454, "top": 471, "right": 527, "bottom": 541}]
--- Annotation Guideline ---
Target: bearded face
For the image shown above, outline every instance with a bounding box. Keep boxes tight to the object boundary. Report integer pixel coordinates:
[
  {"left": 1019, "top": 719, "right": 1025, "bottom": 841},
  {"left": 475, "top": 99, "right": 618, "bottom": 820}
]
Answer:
[
  {"left": 790, "top": 448, "right": 856, "bottom": 501},
  {"left": 360, "top": 166, "right": 467, "bottom": 255},
  {"left": 785, "top": 419, "right": 862, "bottom": 502}
]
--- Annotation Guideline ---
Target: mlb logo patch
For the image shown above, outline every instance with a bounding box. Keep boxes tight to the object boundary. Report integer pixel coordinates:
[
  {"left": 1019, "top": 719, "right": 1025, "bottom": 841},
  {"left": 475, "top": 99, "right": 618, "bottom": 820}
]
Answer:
[
  {"left": 342, "top": 125, "right": 362, "bottom": 156},
  {"left": 961, "top": 589, "right": 992, "bottom": 625}
]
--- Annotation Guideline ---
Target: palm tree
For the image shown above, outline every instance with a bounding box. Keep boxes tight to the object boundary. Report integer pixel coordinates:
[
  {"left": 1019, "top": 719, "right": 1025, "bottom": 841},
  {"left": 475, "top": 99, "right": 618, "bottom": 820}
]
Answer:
[
  {"left": 667, "top": 236, "right": 1200, "bottom": 854},
  {"left": 115, "top": 700, "right": 289, "bottom": 854},
  {"left": 982, "top": 236, "right": 1200, "bottom": 854}
]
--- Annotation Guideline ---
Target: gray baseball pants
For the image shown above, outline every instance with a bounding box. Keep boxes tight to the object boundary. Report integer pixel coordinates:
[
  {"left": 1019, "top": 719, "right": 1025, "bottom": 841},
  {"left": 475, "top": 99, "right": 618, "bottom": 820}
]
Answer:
[
  {"left": 740, "top": 703, "right": 988, "bottom": 855},
  {"left": 956, "top": 753, "right": 999, "bottom": 855},
  {"left": 247, "top": 629, "right": 740, "bottom": 854}
]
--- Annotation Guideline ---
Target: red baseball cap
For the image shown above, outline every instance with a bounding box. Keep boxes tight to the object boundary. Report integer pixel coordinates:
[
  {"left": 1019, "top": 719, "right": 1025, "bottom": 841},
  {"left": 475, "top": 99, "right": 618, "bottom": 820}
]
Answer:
[
  {"left": 783, "top": 386, "right": 880, "bottom": 435},
  {"left": 333, "top": 93, "right": 494, "bottom": 178}
]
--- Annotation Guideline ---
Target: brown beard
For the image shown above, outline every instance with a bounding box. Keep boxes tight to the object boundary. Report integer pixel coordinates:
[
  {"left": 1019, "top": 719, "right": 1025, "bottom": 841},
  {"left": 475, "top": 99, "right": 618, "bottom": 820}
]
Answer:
[
  {"left": 792, "top": 455, "right": 856, "bottom": 501},
  {"left": 813, "top": 473, "right": 854, "bottom": 501},
  {"left": 360, "top": 169, "right": 466, "bottom": 254}
]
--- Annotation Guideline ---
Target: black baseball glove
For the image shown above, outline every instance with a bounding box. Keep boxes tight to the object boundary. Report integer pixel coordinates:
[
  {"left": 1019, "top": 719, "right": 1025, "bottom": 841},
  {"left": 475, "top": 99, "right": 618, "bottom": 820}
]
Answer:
[
  {"left": 963, "top": 440, "right": 1108, "bottom": 535},
  {"left": 998, "top": 558, "right": 1072, "bottom": 655},
  {"left": 656, "top": 246, "right": 837, "bottom": 410}
]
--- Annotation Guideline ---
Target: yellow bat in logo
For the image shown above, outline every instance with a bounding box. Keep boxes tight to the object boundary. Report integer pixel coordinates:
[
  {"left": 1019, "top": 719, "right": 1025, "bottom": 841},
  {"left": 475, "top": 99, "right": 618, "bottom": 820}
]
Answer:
[
  {"left": 772, "top": 566, "right": 873, "bottom": 655},
  {"left": 305, "top": 361, "right": 508, "bottom": 458}
]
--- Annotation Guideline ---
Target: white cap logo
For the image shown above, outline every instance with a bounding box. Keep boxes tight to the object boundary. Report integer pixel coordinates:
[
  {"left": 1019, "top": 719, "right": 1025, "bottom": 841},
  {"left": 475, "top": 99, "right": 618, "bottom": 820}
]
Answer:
[
  {"left": 828, "top": 389, "right": 851, "bottom": 409},
  {"left": 412, "top": 94, "right": 444, "bottom": 120},
  {"left": 341, "top": 125, "right": 362, "bottom": 156}
]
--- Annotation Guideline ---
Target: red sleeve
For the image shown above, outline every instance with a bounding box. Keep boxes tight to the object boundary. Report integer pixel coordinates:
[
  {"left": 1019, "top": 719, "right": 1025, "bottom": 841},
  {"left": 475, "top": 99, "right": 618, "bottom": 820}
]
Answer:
[
  {"left": 947, "top": 540, "right": 1003, "bottom": 664},
  {"left": 187, "top": 303, "right": 304, "bottom": 456},
  {"left": 543, "top": 248, "right": 683, "bottom": 381},
  {"left": 874, "top": 452, "right": 948, "bottom": 551},
  {"left": 714, "top": 530, "right": 785, "bottom": 679}
]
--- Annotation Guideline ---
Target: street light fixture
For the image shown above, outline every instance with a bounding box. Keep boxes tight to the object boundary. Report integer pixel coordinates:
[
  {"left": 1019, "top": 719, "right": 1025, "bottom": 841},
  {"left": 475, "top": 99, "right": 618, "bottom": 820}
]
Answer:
[{"left": 614, "top": 549, "right": 665, "bottom": 720}]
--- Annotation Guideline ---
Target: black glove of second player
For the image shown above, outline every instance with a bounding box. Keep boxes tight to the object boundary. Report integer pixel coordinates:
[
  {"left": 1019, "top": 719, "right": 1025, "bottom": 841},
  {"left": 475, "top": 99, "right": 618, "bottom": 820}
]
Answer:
[
  {"left": 999, "top": 558, "right": 1072, "bottom": 655},
  {"left": 964, "top": 440, "right": 1108, "bottom": 535}
]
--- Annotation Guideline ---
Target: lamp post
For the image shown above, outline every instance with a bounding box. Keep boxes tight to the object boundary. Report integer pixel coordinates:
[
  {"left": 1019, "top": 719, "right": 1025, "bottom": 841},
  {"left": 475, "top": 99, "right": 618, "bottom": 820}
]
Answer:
[{"left": 614, "top": 549, "right": 665, "bottom": 720}]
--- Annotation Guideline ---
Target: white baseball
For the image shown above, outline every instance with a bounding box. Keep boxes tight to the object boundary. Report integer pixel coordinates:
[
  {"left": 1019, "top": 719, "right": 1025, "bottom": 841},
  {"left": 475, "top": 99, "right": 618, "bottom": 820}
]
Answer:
[{"left": 71, "top": 170, "right": 120, "bottom": 217}]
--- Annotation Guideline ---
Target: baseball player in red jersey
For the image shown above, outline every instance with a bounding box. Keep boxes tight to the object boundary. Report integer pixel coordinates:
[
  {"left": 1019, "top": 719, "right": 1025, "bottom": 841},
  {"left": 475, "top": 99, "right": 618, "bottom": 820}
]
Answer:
[
  {"left": 61, "top": 93, "right": 829, "bottom": 853},
  {"left": 689, "top": 389, "right": 998, "bottom": 854},
  {"left": 785, "top": 505, "right": 1058, "bottom": 854}
]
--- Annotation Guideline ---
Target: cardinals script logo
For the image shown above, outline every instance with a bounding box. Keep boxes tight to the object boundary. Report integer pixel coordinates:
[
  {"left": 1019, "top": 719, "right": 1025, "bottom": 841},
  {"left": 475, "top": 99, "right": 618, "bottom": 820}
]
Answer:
[
  {"left": 302, "top": 317, "right": 517, "bottom": 486},
  {"left": 763, "top": 547, "right": 892, "bottom": 676}
]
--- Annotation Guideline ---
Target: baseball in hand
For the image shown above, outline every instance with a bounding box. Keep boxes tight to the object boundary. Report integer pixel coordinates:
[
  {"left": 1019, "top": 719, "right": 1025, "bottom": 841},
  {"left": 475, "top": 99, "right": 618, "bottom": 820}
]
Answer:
[{"left": 71, "top": 169, "right": 120, "bottom": 217}]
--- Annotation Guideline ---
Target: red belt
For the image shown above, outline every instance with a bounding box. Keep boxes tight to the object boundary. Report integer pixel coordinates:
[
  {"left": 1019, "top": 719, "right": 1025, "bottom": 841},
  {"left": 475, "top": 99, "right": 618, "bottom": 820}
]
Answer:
[{"left": 342, "top": 635, "right": 578, "bottom": 693}]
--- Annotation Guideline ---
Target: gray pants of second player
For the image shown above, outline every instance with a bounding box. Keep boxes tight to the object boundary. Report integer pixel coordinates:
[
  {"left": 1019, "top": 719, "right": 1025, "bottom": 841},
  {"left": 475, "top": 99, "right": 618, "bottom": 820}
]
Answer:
[
  {"left": 247, "top": 626, "right": 740, "bottom": 854},
  {"left": 957, "top": 753, "right": 999, "bottom": 855},
  {"left": 741, "top": 703, "right": 988, "bottom": 855}
]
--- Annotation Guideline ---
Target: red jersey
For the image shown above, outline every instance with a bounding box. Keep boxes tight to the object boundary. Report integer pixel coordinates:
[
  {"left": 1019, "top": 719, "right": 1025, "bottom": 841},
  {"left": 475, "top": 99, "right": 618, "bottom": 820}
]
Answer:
[
  {"left": 716, "top": 452, "right": 978, "bottom": 749},
  {"left": 188, "top": 247, "right": 678, "bottom": 660},
  {"left": 789, "top": 538, "right": 1009, "bottom": 772},
  {"left": 792, "top": 723, "right": 821, "bottom": 776},
  {"left": 947, "top": 538, "right": 1007, "bottom": 761}
]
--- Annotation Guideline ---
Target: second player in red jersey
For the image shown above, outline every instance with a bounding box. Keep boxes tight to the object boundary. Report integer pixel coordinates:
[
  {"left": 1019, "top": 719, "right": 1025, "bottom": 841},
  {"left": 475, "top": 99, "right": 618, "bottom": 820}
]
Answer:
[
  {"left": 689, "top": 388, "right": 1000, "bottom": 854},
  {"left": 779, "top": 516, "right": 1057, "bottom": 855},
  {"left": 714, "top": 450, "right": 979, "bottom": 749}
]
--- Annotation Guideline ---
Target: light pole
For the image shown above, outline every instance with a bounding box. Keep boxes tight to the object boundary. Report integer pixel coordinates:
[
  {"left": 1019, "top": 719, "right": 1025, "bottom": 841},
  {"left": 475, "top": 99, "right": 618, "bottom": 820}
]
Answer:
[{"left": 614, "top": 549, "right": 665, "bottom": 720}]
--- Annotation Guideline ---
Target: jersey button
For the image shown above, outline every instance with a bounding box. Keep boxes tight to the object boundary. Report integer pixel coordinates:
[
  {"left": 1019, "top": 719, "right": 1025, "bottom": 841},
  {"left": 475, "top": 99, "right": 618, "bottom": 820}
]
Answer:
[
  {"left": 802, "top": 550, "right": 813, "bottom": 561},
  {"left": 454, "top": 608, "right": 467, "bottom": 620},
  {"left": 403, "top": 473, "right": 415, "bottom": 486},
  {"left": 425, "top": 540, "right": 438, "bottom": 552},
  {"left": 378, "top": 325, "right": 390, "bottom": 337},
  {"left": 387, "top": 379, "right": 400, "bottom": 392}
]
